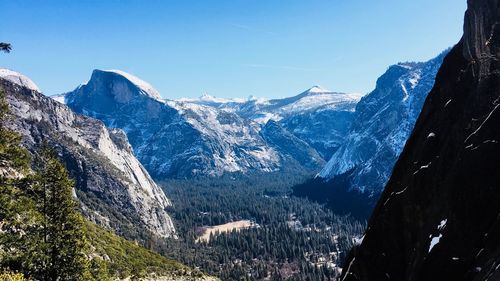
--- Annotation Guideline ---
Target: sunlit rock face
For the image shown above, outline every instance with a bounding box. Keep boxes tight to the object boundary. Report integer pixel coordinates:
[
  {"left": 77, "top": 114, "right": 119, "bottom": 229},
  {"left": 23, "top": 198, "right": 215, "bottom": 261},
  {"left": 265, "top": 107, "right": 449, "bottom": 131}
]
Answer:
[{"left": 1, "top": 73, "right": 175, "bottom": 238}]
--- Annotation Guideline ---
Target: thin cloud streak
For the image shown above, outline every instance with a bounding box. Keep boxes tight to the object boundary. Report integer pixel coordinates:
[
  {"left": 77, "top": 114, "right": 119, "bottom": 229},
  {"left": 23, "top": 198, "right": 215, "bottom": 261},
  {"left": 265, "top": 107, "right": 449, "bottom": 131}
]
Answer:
[{"left": 242, "top": 64, "right": 327, "bottom": 72}]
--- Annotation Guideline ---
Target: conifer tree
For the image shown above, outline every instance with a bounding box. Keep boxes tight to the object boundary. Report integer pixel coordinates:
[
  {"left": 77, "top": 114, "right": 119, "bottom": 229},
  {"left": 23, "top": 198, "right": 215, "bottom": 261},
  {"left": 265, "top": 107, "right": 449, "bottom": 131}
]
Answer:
[
  {"left": 0, "top": 84, "right": 104, "bottom": 280},
  {"left": 0, "top": 43, "right": 11, "bottom": 53},
  {"left": 0, "top": 89, "right": 38, "bottom": 273},
  {"left": 0, "top": 91, "right": 30, "bottom": 174},
  {"left": 32, "top": 146, "right": 90, "bottom": 280}
]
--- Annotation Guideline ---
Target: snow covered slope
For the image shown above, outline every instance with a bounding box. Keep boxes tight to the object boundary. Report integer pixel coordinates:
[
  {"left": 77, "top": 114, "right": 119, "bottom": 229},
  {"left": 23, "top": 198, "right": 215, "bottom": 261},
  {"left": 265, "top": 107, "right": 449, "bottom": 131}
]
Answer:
[
  {"left": 260, "top": 120, "right": 325, "bottom": 169},
  {"left": 63, "top": 70, "right": 326, "bottom": 179},
  {"left": 319, "top": 50, "right": 449, "bottom": 193},
  {"left": 104, "top": 69, "right": 163, "bottom": 101},
  {"left": 185, "top": 86, "right": 362, "bottom": 159},
  {"left": 62, "top": 71, "right": 358, "bottom": 179},
  {"left": 187, "top": 86, "right": 361, "bottom": 123},
  {"left": 0, "top": 73, "right": 175, "bottom": 238},
  {"left": 0, "top": 68, "right": 41, "bottom": 92}
]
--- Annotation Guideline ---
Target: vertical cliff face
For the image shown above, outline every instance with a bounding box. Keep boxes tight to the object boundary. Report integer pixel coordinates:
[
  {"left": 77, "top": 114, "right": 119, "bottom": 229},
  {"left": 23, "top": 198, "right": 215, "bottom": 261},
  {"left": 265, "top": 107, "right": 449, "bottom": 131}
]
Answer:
[
  {"left": 0, "top": 72, "right": 176, "bottom": 239},
  {"left": 340, "top": 1, "right": 500, "bottom": 281},
  {"left": 319, "top": 51, "right": 447, "bottom": 194},
  {"left": 462, "top": 0, "right": 500, "bottom": 63}
]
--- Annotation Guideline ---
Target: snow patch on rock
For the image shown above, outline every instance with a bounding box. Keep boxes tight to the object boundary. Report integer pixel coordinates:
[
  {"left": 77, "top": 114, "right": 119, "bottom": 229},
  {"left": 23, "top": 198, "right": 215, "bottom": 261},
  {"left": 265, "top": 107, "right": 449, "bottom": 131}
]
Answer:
[
  {"left": 0, "top": 68, "right": 41, "bottom": 92},
  {"left": 104, "top": 69, "right": 163, "bottom": 101}
]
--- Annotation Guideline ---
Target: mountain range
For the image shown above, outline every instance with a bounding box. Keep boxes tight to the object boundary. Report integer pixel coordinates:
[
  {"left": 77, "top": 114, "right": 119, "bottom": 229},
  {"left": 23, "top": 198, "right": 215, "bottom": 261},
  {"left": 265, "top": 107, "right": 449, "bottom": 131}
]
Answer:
[
  {"left": 53, "top": 53, "right": 446, "bottom": 196},
  {"left": 183, "top": 86, "right": 362, "bottom": 160},
  {"left": 3, "top": 0, "right": 499, "bottom": 279},
  {"left": 56, "top": 70, "right": 359, "bottom": 180},
  {"left": 1, "top": 47, "right": 448, "bottom": 241}
]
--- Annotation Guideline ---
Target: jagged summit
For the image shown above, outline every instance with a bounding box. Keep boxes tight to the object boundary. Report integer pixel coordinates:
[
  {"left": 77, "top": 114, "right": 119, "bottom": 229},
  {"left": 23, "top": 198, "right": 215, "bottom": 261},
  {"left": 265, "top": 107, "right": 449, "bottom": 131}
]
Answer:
[
  {"left": 305, "top": 85, "right": 331, "bottom": 94},
  {"left": 0, "top": 68, "right": 41, "bottom": 92},
  {"left": 199, "top": 93, "right": 214, "bottom": 100}
]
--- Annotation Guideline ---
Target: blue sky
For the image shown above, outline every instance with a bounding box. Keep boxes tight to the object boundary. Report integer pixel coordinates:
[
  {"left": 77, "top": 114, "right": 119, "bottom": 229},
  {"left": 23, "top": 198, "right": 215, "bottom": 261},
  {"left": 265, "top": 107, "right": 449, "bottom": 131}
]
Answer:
[{"left": 1, "top": 0, "right": 466, "bottom": 99}]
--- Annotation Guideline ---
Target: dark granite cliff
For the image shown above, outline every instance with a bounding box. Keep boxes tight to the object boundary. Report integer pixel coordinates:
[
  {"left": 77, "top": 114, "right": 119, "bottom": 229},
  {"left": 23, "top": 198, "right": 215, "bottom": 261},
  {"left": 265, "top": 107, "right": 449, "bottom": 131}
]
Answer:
[{"left": 340, "top": 1, "right": 500, "bottom": 280}]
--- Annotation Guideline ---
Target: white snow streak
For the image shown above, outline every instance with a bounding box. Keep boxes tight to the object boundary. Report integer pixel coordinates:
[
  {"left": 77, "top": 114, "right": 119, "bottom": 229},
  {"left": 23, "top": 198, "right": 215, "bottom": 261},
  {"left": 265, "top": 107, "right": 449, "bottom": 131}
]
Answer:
[{"left": 428, "top": 234, "right": 442, "bottom": 253}]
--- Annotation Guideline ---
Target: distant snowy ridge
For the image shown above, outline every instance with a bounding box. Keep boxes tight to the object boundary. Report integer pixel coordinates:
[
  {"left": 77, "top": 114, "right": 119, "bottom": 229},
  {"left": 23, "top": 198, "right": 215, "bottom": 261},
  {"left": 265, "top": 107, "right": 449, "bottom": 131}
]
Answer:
[
  {"left": 275, "top": 86, "right": 362, "bottom": 117},
  {"left": 60, "top": 69, "right": 361, "bottom": 178},
  {"left": 183, "top": 85, "right": 362, "bottom": 124},
  {"left": 176, "top": 85, "right": 363, "bottom": 162},
  {"left": 63, "top": 69, "right": 312, "bottom": 179},
  {"left": 177, "top": 94, "right": 246, "bottom": 105}
]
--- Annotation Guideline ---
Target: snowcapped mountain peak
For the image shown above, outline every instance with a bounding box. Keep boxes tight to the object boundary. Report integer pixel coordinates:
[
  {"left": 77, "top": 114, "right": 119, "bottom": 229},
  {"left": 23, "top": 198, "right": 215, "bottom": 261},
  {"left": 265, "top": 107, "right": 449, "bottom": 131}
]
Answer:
[
  {"left": 62, "top": 69, "right": 361, "bottom": 178},
  {"left": 96, "top": 69, "right": 163, "bottom": 101},
  {"left": 0, "top": 68, "right": 41, "bottom": 92},
  {"left": 306, "top": 85, "right": 330, "bottom": 94},
  {"left": 200, "top": 93, "right": 213, "bottom": 99}
]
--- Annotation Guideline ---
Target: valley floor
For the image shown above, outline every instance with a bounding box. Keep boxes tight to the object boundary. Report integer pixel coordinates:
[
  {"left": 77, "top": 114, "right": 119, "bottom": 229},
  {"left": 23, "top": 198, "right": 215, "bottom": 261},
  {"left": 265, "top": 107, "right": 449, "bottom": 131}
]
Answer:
[
  {"left": 157, "top": 173, "right": 366, "bottom": 281},
  {"left": 196, "top": 220, "right": 258, "bottom": 243}
]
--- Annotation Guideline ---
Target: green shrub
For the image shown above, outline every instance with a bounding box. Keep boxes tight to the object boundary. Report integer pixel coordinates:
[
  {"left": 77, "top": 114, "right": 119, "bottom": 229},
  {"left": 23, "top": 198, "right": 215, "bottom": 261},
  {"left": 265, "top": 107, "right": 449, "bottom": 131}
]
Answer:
[{"left": 0, "top": 271, "right": 27, "bottom": 281}]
